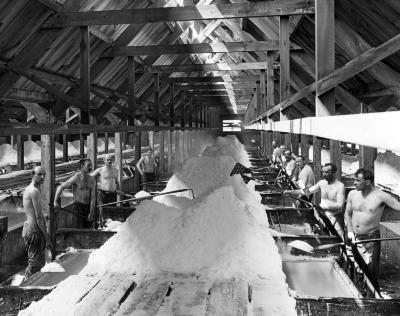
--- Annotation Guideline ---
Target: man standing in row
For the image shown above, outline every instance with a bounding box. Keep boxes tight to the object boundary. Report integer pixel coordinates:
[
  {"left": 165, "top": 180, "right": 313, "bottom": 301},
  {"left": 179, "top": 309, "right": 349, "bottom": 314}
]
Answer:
[
  {"left": 22, "top": 166, "right": 53, "bottom": 277},
  {"left": 91, "top": 154, "right": 122, "bottom": 226},
  {"left": 285, "top": 163, "right": 346, "bottom": 239},
  {"left": 54, "top": 158, "right": 96, "bottom": 228},
  {"left": 136, "top": 148, "right": 158, "bottom": 190},
  {"left": 345, "top": 168, "right": 400, "bottom": 292}
]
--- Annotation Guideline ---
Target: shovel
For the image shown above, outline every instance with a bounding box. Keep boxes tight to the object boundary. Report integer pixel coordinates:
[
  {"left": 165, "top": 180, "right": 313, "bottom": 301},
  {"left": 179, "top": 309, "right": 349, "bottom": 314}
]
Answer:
[
  {"left": 98, "top": 188, "right": 195, "bottom": 207},
  {"left": 289, "top": 236, "right": 400, "bottom": 253}
]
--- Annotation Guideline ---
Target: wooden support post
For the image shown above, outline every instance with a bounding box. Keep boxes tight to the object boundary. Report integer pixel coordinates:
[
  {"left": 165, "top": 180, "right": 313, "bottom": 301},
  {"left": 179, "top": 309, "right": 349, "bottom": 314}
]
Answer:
[
  {"left": 104, "top": 132, "right": 109, "bottom": 153},
  {"left": 154, "top": 72, "right": 160, "bottom": 127},
  {"left": 181, "top": 92, "right": 185, "bottom": 127},
  {"left": 134, "top": 132, "right": 141, "bottom": 193},
  {"left": 315, "top": 0, "right": 335, "bottom": 116},
  {"left": 313, "top": 136, "right": 322, "bottom": 204},
  {"left": 260, "top": 69, "right": 266, "bottom": 114},
  {"left": 170, "top": 83, "right": 174, "bottom": 127},
  {"left": 266, "top": 131, "right": 273, "bottom": 157},
  {"left": 81, "top": 26, "right": 96, "bottom": 167},
  {"left": 260, "top": 131, "right": 264, "bottom": 152},
  {"left": 199, "top": 104, "right": 203, "bottom": 128},
  {"left": 292, "top": 134, "right": 299, "bottom": 156},
  {"left": 17, "top": 135, "right": 24, "bottom": 170},
  {"left": 87, "top": 132, "right": 97, "bottom": 169},
  {"left": 80, "top": 26, "right": 90, "bottom": 124},
  {"left": 266, "top": 51, "right": 274, "bottom": 114},
  {"left": 128, "top": 56, "right": 136, "bottom": 152},
  {"left": 351, "top": 143, "right": 357, "bottom": 156},
  {"left": 256, "top": 82, "right": 261, "bottom": 116},
  {"left": 359, "top": 103, "right": 377, "bottom": 171},
  {"left": 330, "top": 140, "right": 342, "bottom": 180},
  {"left": 62, "top": 134, "right": 68, "bottom": 162},
  {"left": 41, "top": 134, "right": 55, "bottom": 253},
  {"left": 159, "top": 131, "right": 165, "bottom": 173},
  {"left": 79, "top": 134, "right": 85, "bottom": 159},
  {"left": 128, "top": 56, "right": 136, "bottom": 126},
  {"left": 188, "top": 94, "right": 193, "bottom": 127},
  {"left": 148, "top": 131, "right": 154, "bottom": 149},
  {"left": 279, "top": 16, "right": 290, "bottom": 120},
  {"left": 360, "top": 146, "right": 377, "bottom": 171},
  {"left": 175, "top": 130, "right": 180, "bottom": 168},
  {"left": 167, "top": 130, "right": 172, "bottom": 172},
  {"left": 284, "top": 133, "right": 291, "bottom": 150},
  {"left": 301, "top": 134, "right": 310, "bottom": 160},
  {"left": 114, "top": 132, "right": 123, "bottom": 198}
]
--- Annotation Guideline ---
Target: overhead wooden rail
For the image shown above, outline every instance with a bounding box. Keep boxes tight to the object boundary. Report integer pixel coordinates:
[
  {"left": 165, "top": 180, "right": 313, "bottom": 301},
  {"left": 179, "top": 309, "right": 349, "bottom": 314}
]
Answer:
[
  {"left": 146, "top": 62, "right": 278, "bottom": 73},
  {"left": 160, "top": 75, "right": 276, "bottom": 83},
  {"left": 247, "top": 111, "right": 400, "bottom": 153},
  {"left": 0, "top": 123, "right": 218, "bottom": 136},
  {"left": 249, "top": 32, "right": 400, "bottom": 124},
  {"left": 43, "top": 1, "right": 315, "bottom": 27},
  {"left": 105, "top": 41, "right": 301, "bottom": 57}
]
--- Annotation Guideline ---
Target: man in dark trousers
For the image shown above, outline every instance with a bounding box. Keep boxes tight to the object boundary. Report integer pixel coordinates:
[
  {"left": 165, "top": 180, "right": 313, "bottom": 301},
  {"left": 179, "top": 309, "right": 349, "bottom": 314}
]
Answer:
[
  {"left": 22, "top": 166, "right": 52, "bottom": 277},
  {"left": 54, "top": 158, "right": 96, "bottom": 228}
]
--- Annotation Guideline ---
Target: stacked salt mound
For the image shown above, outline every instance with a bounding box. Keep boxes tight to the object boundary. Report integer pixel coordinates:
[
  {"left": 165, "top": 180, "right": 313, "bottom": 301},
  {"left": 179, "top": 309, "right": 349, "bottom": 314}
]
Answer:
[{"left": 20, "top": 135, "right": 295, "bottom": 316}]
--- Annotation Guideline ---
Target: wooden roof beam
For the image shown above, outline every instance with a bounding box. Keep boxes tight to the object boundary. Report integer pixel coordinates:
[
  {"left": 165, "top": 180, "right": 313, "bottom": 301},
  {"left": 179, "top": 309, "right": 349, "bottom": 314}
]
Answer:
[
  {"left": 43, "top": 1, "right": 315, "bottom": 27},
  {"left": 106, "top": 40, "right": 302, "bottom": 57},
  {"left": 147, "top": 62, "right": 277, "bottom": 73},
  {"left": 262, "top": 32, "right": 400, "bottom": 119},
  {"left": 161, "top": 75, "right": 259, "bottom": 83},
  {"left": 3, "top": 88, "right": 55, "bottom": 103}
]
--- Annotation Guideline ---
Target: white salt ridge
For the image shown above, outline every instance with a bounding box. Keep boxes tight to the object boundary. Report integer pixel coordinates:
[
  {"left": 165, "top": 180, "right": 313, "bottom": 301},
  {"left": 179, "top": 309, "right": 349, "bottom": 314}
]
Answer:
[
  {"left": 20, "top": 135, "right": 296, "bottom": 316},
  {"left": 40, "top": 262, "right": 66, "bottom": 273},
  {"left": 102, "top": 219, "right": 123, "bottom": 232}
]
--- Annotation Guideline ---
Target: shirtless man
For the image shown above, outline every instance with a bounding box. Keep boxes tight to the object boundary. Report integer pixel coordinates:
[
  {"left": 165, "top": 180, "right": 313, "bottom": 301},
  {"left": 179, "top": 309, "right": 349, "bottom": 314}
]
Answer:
[
  {"left": 285, "top": 163, "right": 346, "bottom": 239},
  {"left": 283, "top": 150, "right": 296, "bottom": 177},
  {"left": 54, "top": 158, "right": 96, "bottom": 228},
  {"left": 22, "top": 166, "right": 52, "bottom": 277},
  {"left": 272, "top": 144, "right": 285, "bottom": 165},
  {"left": 345, "top": 168, "right": 400, "bottom": 290},
  {"left": 91, "top": 154, "right": 122, "bottom": 226},
  {"left": 136, "top": 148, "right": 158, "bottom": 189},
  {"left": 293, "top": 155, "right": 315, "bottom": 189}
]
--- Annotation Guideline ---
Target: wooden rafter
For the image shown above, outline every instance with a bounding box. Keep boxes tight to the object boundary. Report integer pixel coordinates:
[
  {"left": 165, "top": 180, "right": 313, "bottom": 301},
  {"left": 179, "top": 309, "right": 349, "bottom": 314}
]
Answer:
[
  {"left": 106, "top": 40, "right": 301, "bottom": 56},
  {"left": 260, "top": 32, "right": 400, "bottom": 120},
  {"left": 43, "top": 1, "right": 315, "bottom": 27},
  {"left": 147, "top": 62, "right": 276, "bottom": 73}
]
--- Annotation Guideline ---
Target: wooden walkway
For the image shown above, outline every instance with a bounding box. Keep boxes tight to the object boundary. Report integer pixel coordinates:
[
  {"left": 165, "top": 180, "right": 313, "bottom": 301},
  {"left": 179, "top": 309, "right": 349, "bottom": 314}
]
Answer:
[{"left": 20, "top": 272, "right": 294, "bottom": 316}]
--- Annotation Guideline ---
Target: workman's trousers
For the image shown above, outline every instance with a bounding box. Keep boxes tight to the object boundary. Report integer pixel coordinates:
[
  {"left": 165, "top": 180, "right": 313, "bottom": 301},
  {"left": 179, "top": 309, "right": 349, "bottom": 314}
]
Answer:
[{"left": 22, "top": 222, "right": 45, "bottom": 278}]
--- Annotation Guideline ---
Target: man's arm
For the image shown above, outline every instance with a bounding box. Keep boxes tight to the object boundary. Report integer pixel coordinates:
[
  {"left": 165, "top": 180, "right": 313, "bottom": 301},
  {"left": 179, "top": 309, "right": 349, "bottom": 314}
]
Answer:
[
  {"left": 54, "top": 175, "right": 77, "bottom": 207},
  {"left": 344, "top": 190, "right": 355, "bottom": 240},
  {"left": 88, "top": 178, "right": 96, "bottom": 221},
  {"left": 90, "top": 167, "right": 102, "bottom": 178},
  {"left": 382, "top": 191, "right": 400, "bottom": 211},
  {"left": 114, "top": 168, "right": 121, "bottom": 193},
  {"left": 136, "top": 157, "right": 144, "bottom": 175},
  {"left": 31, "top": 189, "right": 51, "bottom": 246}
]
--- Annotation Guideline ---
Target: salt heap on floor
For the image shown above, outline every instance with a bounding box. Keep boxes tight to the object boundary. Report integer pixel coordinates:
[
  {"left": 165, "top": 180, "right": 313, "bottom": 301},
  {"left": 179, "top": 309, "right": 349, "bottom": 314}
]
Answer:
[{"left": 20, "top": 135, "right": 296, "bottom": 316}]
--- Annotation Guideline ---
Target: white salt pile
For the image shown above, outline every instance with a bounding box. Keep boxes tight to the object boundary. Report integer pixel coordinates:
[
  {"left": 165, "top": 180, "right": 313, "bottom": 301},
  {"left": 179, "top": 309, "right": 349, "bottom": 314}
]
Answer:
[
  {"left": 0, "top": 144, "right": 17, "bottom": 166},
  {"left": 20, "top": 135, "right": 296, "bottom": 316},
  {"left": 40, "top": 262, "right": 66, "bottom": 273}
]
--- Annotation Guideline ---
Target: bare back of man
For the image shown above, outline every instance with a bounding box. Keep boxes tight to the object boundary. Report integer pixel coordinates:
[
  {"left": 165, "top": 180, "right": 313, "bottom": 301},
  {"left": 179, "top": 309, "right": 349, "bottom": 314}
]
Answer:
[{"left": 23, "top": 183, "right": 41, "bottom": 227}]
